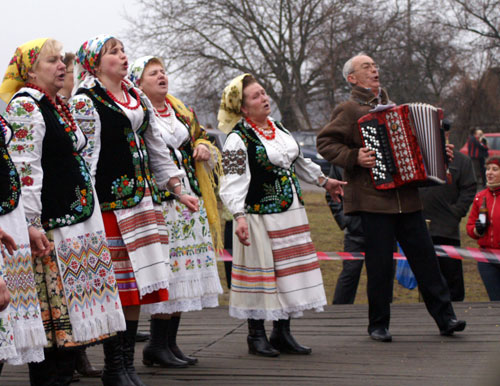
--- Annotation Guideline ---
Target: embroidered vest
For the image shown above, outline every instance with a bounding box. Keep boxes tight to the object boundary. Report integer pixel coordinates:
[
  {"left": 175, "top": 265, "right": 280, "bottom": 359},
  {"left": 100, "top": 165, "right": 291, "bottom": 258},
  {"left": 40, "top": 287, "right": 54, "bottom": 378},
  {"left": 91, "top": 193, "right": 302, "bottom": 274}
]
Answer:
[
  {"left": 78, "top": 85, "right": 163, "bottom": 211},
  {"left": 232, "top": 121, "right": 304, "bottom": 214},
  {"left": 14, "top": 93, "right": 94, "bottom": 231},
  {"left": 0, "top": 117, "right": 21, "bottom": 215}
]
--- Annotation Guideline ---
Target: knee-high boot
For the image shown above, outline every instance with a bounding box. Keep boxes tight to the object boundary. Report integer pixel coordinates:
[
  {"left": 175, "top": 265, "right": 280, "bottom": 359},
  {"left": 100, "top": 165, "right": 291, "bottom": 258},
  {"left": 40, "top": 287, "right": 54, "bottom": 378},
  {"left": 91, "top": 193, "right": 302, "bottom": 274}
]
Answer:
[
  {"left": 247, "top": 319, "right": 279, "bottom": 357},
  {"left": 102, "top": 334, "right": 134, "bottom": 386},
  {"left": 270, "top": 318, "right": 311, "bottom": 355},
  {"left": 28, "top": 348, "right": 58, "bottom": 386},
  {"left": 142, "top": 318, "right": 188, "bottom": 368},
  {"left": 168, "top": 315, "right": 198, "bottom": 365},
  {"left": 122, "top": 320, "right": 146, "bottom": 386}
]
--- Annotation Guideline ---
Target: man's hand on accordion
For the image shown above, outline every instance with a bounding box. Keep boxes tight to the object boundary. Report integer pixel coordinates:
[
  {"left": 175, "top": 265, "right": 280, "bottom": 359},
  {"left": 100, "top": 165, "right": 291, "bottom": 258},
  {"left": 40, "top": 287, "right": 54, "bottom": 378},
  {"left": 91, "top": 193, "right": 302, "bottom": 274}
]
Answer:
[
  {"left": 324, "top": 179, "right": 347, "bottom": 203},
  {"left": 445, "top": 143, "right": 455, "bottom": 163},
  {"left": 357, "top": 147, "right": 376, "bottom": 168}
]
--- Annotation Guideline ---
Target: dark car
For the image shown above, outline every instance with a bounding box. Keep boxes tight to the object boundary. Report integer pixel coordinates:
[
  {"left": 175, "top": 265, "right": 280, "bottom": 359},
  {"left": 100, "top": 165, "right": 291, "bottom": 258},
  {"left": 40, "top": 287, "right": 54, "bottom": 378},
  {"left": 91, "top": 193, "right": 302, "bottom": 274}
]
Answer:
[
  {"left": 205, "top": 128, "right": 227, "bottom": 151},
  {"left": 291, "top": 131, "right": 330, "bottom": 175}
]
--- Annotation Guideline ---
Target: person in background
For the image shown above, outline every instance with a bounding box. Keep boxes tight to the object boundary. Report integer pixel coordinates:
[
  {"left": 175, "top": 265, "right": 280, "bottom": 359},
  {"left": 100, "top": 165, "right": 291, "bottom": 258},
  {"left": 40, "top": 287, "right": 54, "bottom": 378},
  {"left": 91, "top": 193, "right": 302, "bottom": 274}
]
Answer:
[
  {"left": 467, "top": 156, "right": 500, "bottom": 301},
  {"left": 58, "top": 52, "right": 75, "bottom": 102},
  {"left": 1, "top": 37, "right": 125, "bottom": 385},
  {"left": 219, "top": 73, "right": 345, "bottom": 357},
  {"left": 467, "top": 128, "right": 489, "bottom": 188},
  {"left": 317, "top": 52, "right": 466, "bottom": 342},
  {"left": 129, "top": 55, "right": 223, "bottom": 368},
  {"left": 420, "top": 129, "right": 476, "bottom": 301}
]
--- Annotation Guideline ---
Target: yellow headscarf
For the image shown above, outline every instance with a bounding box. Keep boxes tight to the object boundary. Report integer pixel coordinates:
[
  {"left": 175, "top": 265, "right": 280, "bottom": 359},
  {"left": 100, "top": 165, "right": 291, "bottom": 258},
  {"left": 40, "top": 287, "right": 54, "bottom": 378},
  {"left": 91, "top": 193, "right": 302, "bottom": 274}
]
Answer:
[
  {"left": 0, "top": 38, "right": 49, "bottom": 103},
  {"left": 217, "top": 73, "right": 251, "bottom": 134}
]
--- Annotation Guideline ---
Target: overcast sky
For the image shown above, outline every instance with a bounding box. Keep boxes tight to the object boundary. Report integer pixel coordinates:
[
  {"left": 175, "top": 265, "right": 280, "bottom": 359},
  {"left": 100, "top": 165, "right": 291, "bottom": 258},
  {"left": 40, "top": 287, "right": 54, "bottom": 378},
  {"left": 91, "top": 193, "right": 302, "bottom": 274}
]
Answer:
[{"left": 0, "top": 0, "right": 142, "bottom": 81}]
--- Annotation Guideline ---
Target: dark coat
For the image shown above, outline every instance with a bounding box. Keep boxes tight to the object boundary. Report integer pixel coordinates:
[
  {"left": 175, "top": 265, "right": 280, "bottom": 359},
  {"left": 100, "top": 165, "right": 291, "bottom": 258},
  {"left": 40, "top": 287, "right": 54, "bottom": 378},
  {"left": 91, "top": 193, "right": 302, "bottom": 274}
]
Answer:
[{"left": 420, "top": 151, "right": 476, "bottom": 241}]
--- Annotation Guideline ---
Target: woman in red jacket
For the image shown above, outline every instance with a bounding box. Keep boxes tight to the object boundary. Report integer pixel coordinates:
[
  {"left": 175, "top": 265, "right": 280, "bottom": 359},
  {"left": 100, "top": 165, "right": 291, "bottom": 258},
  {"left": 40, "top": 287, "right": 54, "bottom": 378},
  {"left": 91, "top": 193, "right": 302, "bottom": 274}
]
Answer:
[{"left": 467, "top": 156, "right": 500, "bottom": 300}]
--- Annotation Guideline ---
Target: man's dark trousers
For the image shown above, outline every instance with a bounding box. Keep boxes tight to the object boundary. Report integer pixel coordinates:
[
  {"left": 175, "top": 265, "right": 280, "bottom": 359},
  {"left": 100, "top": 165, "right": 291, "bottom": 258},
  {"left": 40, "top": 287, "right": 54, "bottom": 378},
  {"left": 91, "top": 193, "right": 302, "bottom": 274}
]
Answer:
[{"left": 361, "top": 211, "right": 456, "bottom": 333}]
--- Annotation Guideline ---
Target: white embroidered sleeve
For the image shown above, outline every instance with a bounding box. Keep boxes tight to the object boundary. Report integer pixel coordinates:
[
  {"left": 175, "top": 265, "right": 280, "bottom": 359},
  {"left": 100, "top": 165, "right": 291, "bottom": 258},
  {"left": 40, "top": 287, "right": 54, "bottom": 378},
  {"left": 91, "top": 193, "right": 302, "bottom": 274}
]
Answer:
[
  {"left": 141, "top": 93, "right": 185, "bottom": 189},
  {"left": 69, "top": 94, "right": 101, "bottom": 184},
  {"left": 6, "top": 97, "right": 45, "bottom": 228},
  {"left": 219, "top": 133, "right": 250, "bottom": 215},
  {"left": 294, "top": 150, "right": 324, "bottom": 184}
]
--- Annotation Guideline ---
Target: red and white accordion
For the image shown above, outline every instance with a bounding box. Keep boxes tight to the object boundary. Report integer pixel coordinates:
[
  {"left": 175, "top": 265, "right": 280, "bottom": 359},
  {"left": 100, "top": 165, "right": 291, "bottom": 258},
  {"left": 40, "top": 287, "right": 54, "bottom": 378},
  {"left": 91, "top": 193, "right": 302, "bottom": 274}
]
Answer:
[{"left": 358, "top": 103, "right": 449, "bottom": 190}]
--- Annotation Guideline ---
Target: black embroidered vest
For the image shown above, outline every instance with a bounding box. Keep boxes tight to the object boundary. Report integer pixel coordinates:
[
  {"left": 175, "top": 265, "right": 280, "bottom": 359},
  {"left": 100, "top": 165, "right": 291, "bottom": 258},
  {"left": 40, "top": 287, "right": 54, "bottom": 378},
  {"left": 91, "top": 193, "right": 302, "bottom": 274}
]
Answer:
[
  {"left": 0, "top": 117, "right": 21, "bottom": 215},
  {"left": 232, "top": 121, "right": 304, "bottom": 214},
  {"left": 78, "top": 85, "right": 163, "bottom": 211},
  {"left": 14, "top": 93, "right": 94, "bottom": 231}
]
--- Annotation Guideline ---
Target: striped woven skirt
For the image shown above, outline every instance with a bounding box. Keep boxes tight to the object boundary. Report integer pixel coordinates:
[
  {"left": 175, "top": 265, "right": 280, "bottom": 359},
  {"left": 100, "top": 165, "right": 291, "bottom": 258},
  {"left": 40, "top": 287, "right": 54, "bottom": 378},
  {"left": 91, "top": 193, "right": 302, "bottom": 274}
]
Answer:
[{"left": 229, "top": 192, "right": 326, "bottom": 320}]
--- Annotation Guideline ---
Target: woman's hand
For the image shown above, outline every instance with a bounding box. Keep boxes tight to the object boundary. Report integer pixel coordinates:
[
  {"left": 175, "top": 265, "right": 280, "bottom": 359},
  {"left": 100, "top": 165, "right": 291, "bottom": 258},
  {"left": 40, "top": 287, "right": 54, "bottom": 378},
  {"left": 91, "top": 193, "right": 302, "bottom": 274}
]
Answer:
[
  {"left": 0, "top": 227, "right": 17, "bottom": 256},
  {"left": 235, "top": 216, "right": 250, "bottom": 246},
  {"left": 0, "top": 277, "right": 10, "bottom": 312},
  {"left": 324, "top": 178, "right": 347, "bottom": 203},
  {"left": 193, "top": 144, "right": 211, "bottom": 161},
  {"left": 179, "top": 194, "right": 199, "bottom": 212},
  {"left": 28, "top": 227, "right": 52, "bottom": 259}
]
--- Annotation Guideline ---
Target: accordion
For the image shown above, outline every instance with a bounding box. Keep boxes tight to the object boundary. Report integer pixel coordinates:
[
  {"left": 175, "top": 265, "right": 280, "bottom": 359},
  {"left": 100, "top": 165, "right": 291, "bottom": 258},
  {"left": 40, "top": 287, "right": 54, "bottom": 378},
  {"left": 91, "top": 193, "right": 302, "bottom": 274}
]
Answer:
[{"left": 358, "top": 103, "right": 448, "bottom": 190}]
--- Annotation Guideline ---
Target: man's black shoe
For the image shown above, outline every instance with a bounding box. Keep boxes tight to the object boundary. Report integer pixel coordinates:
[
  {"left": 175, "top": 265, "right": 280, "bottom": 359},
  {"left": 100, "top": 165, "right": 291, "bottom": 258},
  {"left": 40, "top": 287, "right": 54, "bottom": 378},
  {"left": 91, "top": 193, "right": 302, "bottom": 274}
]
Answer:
[
  {"left": 440, "top": 319, "right": 466, "bottom": 336},
  {"left": 369, "top": 328, "right": 392, "bottom": 342}
]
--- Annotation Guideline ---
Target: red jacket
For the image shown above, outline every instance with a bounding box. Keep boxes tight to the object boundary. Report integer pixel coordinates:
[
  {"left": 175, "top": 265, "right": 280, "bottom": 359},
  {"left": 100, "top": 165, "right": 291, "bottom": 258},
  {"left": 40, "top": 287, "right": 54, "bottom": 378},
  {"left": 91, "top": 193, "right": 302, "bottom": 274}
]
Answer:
[{"left": 466, "top": 187, "right": 500, "bottom": 248}]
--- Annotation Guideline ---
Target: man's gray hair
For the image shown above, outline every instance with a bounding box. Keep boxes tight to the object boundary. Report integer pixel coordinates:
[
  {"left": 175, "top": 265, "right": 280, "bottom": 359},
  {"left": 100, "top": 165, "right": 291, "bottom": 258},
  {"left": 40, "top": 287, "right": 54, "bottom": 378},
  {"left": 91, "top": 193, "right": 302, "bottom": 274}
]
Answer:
[{"left": 342, "top": 52, "right": 368, "bottom": 83}]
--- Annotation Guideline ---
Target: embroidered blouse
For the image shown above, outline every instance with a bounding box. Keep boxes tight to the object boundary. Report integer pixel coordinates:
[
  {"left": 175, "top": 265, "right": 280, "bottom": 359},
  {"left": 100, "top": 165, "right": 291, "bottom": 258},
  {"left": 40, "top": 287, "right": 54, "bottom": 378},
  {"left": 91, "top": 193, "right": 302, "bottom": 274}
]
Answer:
[
  {"left": 69, "top": 77, "right": 184, "bottom": 191},
  {"left": 6, "top": 87, "right": 89, "bottom": 229},
  {"left": 219, "top": 118, "right": 323, "bottom": 215}
]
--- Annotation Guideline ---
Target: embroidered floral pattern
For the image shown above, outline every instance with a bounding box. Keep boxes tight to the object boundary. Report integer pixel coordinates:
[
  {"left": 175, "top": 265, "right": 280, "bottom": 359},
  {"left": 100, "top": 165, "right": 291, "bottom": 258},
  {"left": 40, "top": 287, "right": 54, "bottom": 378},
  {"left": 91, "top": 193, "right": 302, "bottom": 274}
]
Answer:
[
  {"left": 222, "top": 149, "right": 246, "bottom": 175},
  {"left": 0, "top": 118, "right": 21, "bottom": 215},
  {"left": 111, "top": 175, "right": 135, "bottom": 198}
]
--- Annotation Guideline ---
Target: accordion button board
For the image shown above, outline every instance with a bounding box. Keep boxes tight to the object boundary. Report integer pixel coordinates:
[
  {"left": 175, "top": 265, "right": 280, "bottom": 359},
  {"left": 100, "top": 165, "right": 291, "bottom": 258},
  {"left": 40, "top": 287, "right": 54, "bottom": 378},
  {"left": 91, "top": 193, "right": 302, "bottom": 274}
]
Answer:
[{"left": 358, "top": 104, "right": 437, "bottom": 190}]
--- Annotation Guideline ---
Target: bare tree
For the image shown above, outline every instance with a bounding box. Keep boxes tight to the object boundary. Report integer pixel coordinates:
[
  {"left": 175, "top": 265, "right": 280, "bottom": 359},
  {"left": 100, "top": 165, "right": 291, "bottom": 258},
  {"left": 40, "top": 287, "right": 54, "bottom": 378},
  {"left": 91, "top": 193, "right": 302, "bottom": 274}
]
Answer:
[{"left": 129, "top": 0, "right": 354, "bottom": 130}]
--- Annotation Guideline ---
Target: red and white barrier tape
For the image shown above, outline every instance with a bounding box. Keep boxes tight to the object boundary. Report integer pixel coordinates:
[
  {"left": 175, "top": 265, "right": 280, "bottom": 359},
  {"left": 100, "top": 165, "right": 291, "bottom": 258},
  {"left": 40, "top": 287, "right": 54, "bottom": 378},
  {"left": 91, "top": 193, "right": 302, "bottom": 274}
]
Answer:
[{"left": 217, "top": 245, "right": 500, "bottom": 265}]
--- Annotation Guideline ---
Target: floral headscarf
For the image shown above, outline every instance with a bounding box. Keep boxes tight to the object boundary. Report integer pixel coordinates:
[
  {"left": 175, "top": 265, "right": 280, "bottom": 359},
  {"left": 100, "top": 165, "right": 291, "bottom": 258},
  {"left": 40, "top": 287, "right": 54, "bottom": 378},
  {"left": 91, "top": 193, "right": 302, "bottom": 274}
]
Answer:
[
  {"left": 217, "top": 73, "right": 251, "bottom": 134},
  {"left": 73, "top": 34, "right": 114, "bottom": 93},
  {"left": 0, "top": 38, "right": 49, "bottom": 103},
  {"left": 128, "top": 55, "right": 155, "bottom": 86}
]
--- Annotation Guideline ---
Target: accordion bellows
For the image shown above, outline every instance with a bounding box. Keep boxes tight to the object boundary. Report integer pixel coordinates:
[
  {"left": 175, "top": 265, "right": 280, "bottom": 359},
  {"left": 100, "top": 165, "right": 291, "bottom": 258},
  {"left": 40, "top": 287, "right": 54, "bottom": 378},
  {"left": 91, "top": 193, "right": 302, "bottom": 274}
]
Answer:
[{"left": 358, "top": 103, "right": 448, "bottom": 190}]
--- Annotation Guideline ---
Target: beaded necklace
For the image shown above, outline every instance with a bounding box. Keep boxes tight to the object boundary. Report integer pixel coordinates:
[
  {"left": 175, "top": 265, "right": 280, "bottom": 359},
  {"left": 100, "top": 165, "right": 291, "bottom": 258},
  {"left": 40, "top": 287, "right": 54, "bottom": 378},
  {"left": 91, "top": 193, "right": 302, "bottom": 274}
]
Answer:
[
  {"left": 153, "top": 99, "right": 172, "bottom": 118},
  {"left": 0, "top": 115, "right": 8, "bottom": 138},
  {"left": 244, "top": 116, "right": 276, "bottom": 140},
  {"left": 25, "top": 83, "right": 78, "bottom": 133},
  {"left": 105, "top": 81, "right": 141, "bottom": 110}
]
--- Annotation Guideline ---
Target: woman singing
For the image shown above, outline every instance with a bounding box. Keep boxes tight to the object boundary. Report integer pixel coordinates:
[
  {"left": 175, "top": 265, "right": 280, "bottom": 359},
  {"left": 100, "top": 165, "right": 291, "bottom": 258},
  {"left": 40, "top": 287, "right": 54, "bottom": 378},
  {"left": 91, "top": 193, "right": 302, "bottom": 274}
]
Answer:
[
  {"left": 0, "top": 38, "right": 125, "bottom": 385},
  {"left": 70, "top": 35, "right": 198, "bottom": 386},
  {"left": 128, "top": 56, "right": 223, "bottom": 367},
  {"left": 218, "top": 74, "right": 345, "bottom": 357}
]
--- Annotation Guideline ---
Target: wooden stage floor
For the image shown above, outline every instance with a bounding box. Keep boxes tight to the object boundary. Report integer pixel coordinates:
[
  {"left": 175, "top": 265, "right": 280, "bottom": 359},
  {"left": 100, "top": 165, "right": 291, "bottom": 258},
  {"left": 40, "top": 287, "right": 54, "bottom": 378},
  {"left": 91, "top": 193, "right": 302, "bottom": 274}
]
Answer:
[{"left": 2, "top": 302, "right": 500, "bottom": 385}]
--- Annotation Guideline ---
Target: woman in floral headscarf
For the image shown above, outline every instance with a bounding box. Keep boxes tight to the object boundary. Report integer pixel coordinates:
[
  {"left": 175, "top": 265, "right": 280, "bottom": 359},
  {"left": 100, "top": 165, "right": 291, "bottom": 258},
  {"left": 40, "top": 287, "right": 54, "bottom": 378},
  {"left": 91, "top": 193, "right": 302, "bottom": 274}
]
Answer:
[
  {"left": 128, "top": 56, "right": 223, "bottom": 367},
  {"left": 0, "top": 38, "right": 125, "bottom": 385},
  {"left": 69, "top": 35, "right": 198, "bottom": 386},
  {"left": 218, "top": 74, "right": 345, "bottom": 357}
]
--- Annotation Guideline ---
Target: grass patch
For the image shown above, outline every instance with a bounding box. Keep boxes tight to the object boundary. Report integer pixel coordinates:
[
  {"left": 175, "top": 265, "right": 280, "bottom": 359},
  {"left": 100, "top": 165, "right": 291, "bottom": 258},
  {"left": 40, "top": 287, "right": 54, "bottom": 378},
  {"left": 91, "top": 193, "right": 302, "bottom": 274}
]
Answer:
[{"left": 217, "top": 191, "right": 489, "bottom": 305}]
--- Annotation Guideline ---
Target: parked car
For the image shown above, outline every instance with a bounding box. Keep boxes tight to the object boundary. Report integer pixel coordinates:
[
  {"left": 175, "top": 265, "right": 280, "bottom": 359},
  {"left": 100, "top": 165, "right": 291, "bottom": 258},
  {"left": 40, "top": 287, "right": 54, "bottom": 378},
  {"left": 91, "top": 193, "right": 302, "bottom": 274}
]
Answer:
[
  {"left": 459, "top": 133, "right": 500, "bottom": 157},
  {"left": 291, "top": 131, "right": 330, "bottom": 175}
]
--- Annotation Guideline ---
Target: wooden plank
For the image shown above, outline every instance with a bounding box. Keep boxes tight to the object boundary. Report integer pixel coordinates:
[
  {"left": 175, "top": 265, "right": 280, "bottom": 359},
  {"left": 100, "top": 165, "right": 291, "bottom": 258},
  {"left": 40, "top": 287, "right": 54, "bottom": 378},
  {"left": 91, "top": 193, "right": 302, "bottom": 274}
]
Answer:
[{"left": 1, "top": 302, "right": 499, "bottom": 385}]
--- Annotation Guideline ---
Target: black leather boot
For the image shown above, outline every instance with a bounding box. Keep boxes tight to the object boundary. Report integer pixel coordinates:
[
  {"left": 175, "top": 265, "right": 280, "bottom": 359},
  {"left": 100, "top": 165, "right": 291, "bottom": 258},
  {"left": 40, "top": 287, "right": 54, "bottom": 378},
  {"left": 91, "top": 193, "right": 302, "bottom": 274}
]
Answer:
[
  {"left": 270, "top": 319, "right": 312, "bottom": 355},
  {"left": 75, "top": 346, "right": 102, "bottom": 377},
  {"left": 28, "top": 348, "right": 58, "bottom": 386},
  {"left": 168, "top": 315, "right": 198, "bottom": 365},
  {"left": 0, "top": 362, "right": 3, "bottom": 376},
  {"left": 123, "top": 320, "right": 147, "bottom": 386},
  {"left": 102, "top": 334, "right": 134, "bottom": 386},
  {"left": 55, "top": 348, "right": 78, "bottom": 385},
  {"left": 142, "top": 318, "right": 188, "bottom": 368},
  {"left": 247, "top": 319, "right": 280, "bottom": 357}
]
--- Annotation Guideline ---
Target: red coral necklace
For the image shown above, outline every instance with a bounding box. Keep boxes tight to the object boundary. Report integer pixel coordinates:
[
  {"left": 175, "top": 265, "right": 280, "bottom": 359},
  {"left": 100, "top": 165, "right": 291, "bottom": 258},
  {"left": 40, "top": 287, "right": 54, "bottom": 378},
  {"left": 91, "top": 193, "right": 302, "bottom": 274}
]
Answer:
[
  {"left": 154, "top": 99, "right": 172, "bottom": 118},
  {"left": 106, "top": 81, "right": 141, "bottom": 110},
  {"left": 245, "top": 116, "right": 275, "bottom": 140},
  {"left": 25, "top": 83, "right": 77, "bottom": 132}
]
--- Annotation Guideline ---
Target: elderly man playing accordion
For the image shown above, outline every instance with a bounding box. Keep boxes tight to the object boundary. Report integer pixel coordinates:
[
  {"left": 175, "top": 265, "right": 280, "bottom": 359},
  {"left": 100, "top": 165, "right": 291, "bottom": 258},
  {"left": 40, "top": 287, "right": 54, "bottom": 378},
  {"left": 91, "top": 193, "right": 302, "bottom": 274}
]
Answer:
[{"left": 317, "top": 53, "right": 466, "bottom": 342}]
